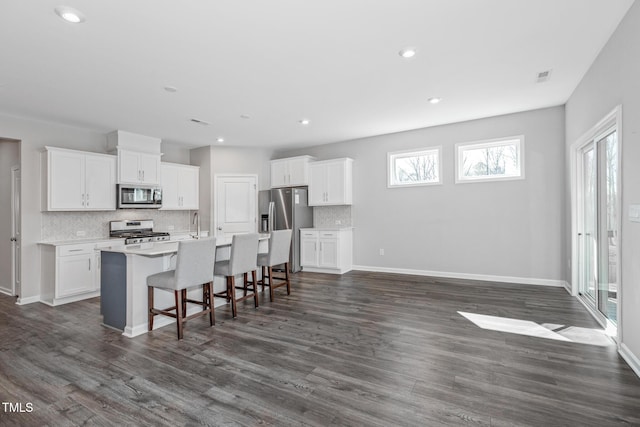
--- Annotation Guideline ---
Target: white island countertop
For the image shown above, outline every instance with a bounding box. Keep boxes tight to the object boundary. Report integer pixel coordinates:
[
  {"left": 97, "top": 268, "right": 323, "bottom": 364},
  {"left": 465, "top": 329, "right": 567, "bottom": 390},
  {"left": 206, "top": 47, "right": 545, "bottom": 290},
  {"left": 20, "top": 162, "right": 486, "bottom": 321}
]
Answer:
[{"left": 102, "top": 233, "right": 270, "bottom": 257}]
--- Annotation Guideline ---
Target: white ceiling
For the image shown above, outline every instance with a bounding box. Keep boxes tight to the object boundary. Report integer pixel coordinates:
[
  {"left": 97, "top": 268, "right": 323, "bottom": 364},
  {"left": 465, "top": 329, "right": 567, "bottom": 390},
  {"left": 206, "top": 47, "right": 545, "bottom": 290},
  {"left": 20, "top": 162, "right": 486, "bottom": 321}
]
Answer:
[{"left": 0, "top": 0, "right": 634, "bottom": 150}]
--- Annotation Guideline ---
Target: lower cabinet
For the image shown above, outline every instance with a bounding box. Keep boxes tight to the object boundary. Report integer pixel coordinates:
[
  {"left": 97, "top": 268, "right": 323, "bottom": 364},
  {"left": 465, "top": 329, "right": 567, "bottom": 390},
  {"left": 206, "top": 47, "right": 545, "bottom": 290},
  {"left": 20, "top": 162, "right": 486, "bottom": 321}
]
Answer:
[
  {"left": 40, "top": 240, "right": 124, "bottom": 306},
  {"left": 300, "top": 228, "right": 352, "bottom": 274}
]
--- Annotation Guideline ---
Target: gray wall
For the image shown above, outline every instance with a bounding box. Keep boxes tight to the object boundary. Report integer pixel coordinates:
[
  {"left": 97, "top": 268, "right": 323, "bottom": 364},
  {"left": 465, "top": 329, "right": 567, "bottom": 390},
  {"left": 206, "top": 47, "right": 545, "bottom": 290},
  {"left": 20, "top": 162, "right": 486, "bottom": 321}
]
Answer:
[
  {"left": 565, "top": 2, "right": 640, "bottom": 367},
  {"left": 191, "top": 145, "right": 274, "bottom": 235},
  {"left": 281, "top": 106, "right": 566, "bottom": 284},
  {"left": 0, "top": 140, "right": 19, "bottom": 294}
]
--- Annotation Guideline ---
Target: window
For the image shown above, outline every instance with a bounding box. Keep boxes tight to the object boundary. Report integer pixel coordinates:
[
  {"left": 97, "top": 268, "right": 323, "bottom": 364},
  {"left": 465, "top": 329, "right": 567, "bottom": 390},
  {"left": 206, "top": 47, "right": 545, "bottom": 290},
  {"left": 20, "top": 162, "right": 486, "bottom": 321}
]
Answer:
[
  {"left": 456, "top": 136, "right": 524, "bottom": 183},
  {"left": 388, "top": 146, "right": 442, "bottom": 187}
]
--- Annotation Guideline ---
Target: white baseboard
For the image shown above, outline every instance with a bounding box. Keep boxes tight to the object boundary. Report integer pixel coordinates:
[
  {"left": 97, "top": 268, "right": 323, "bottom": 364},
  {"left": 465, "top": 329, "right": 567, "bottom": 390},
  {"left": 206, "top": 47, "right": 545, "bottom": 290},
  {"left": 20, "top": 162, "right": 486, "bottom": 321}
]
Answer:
[
  {"left": 352, "top": 265, "right": 566, "bottom": 287},
  {"left": 620, "top": 343, "right": 640, "bottom": 379},
  {"left": 16, "top": 295, "right": 41, "bottom": 305}
]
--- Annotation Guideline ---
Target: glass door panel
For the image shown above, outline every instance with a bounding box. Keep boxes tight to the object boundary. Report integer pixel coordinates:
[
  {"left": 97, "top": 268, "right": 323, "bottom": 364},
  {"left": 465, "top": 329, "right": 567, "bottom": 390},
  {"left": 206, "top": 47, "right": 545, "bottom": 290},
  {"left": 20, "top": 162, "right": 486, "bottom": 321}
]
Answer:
[
  {"left": 597, "top": 131, "right": 618, "bottom": 323},
  {"left": 580, "top": 146, "right": 597, "bottom": 302}
]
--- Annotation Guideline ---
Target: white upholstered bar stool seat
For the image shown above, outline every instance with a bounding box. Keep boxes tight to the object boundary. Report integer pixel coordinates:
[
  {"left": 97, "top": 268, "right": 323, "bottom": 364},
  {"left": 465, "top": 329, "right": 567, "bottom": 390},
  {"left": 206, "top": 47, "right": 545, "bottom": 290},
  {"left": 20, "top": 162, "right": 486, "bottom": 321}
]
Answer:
[
  {"left": 257, "top": 229, "right": 292, "bottom": 302},
  {"left": 213, "top": 233, "right": 260, "bottom": 318},
  {"left": 147, "top": 237, "right": 216, "bottom": 340}
]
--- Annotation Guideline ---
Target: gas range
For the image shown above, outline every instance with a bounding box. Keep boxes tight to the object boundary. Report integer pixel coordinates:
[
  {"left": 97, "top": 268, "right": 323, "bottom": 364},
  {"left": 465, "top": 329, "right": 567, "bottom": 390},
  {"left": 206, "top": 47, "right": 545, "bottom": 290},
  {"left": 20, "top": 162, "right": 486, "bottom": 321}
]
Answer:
[{"left": 109, "top": 220, "right": 170, "bottom": 245}]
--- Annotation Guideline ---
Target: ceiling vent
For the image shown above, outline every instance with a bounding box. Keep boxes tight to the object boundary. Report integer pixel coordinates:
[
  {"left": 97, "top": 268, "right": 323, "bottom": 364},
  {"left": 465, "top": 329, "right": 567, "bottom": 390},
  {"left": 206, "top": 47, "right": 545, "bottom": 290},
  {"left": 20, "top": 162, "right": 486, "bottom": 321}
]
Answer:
[
  {"left": 536, "top": 69, "right": 552, "bottom": 83},
  {"left": 190, "top": 118, "right": 210, "bottom": 125}
]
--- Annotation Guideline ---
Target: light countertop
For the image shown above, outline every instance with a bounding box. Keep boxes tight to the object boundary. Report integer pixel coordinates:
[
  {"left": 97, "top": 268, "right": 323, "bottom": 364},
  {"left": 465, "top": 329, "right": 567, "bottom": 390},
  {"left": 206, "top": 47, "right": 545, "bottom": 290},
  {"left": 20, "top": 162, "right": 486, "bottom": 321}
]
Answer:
[{"left": 102, "top": 234, "right": 270, "bottom": 257}]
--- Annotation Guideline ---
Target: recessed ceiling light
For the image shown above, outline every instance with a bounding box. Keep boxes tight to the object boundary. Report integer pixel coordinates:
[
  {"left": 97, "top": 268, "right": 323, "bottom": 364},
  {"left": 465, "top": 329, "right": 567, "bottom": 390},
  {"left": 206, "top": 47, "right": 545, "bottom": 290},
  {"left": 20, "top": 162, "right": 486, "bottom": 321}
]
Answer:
[
  {"left": 299, "top": 119, "right": 310, "bottom": 125},
  {"left": 164, "top": 86, "right": 177, "bottom": 93},
  {"left": 216, "top": 137, "right": 224, "bottom": 143},
  {"left": 54, "top": 6, "right": 86, "bottom": 24},
  {"left": 399, "top": 47, "right": 417, "bottom": 59},
  {"left": 428, "top": 97, "right": 442, "bottom": 104}
]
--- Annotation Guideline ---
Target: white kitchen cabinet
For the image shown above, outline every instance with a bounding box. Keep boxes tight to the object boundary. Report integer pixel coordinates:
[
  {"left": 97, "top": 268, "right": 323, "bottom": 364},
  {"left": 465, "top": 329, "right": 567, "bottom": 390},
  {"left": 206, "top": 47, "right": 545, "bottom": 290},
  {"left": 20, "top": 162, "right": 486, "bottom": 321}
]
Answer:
[
  {"left": 40, "top": 240, "right": 125, "bottom": 306},
  {"left": 300, "top": 228, "right": 352, "bottom": 274},
  {"left": 160, "top": 163, "right": 199, "bottom": 210},
  {"left": 57, "top": 250, "right": 95, "bottom": 298},
  {"left": 270, "top": 155, "right": 315, "bottom": 188},
  {"left": 42, "top": 147, "right": 116, "bottom": 211},
  {"left": 308, "top": 158, "right": 353, "bottom": 206},
  {"left": 301, "top": 232, "right": 319, "bottom": 266},
  {"left": 118, "top": 149, "right": 161, "bottom": 185}
]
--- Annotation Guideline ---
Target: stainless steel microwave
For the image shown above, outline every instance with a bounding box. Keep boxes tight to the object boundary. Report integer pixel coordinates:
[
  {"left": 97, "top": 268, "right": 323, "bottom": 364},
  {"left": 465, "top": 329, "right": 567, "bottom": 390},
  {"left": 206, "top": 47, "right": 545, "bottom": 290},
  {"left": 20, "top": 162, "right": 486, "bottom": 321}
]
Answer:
[{"left": 117, "top": 184, "right": 162, "bottom": 209}]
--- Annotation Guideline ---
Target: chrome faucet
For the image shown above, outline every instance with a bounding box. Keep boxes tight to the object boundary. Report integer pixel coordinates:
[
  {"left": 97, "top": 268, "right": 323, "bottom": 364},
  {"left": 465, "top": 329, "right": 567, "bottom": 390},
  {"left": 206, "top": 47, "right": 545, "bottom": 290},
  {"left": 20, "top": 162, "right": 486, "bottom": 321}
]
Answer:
[{"left": 192, "top": 212, "right": 200, "bottom": 239}]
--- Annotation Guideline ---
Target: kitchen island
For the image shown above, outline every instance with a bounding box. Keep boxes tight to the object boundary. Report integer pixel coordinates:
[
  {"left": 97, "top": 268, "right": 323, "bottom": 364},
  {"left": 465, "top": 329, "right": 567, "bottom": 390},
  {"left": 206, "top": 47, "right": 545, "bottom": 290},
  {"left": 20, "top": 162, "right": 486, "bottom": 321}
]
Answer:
[{"left": 101, "top": 236, "right": 268, "bottom": 338}]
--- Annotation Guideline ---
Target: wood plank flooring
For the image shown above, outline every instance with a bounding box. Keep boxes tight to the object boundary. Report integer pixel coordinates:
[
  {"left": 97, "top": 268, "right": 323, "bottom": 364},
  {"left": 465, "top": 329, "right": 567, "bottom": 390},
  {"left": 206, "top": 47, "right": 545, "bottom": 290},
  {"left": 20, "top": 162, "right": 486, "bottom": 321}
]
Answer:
[{"left": 1, "top": 271, "right": 639, "bottom": 426}]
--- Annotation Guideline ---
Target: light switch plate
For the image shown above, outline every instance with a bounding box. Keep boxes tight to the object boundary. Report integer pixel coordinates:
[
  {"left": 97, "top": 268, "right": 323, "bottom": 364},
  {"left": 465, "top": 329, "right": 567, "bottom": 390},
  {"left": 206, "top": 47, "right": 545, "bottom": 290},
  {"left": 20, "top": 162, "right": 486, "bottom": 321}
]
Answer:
[{"left": 629, "top": 204, "right": 640, "bottom": 223}]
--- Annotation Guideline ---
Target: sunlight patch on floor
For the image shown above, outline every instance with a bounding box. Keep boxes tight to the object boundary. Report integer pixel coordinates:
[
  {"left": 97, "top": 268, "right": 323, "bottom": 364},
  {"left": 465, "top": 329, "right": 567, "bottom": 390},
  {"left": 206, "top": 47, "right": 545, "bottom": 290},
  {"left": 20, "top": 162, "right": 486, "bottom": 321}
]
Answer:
[{"left": 458, "top": 312, "right": 614, "bottom": 346}]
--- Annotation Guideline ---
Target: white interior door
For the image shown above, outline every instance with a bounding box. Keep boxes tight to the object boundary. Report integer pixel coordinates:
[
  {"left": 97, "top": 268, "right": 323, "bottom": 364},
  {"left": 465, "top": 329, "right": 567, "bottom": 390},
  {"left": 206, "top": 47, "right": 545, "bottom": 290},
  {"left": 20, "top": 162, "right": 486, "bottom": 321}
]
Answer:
[
  {"left": 215, "top": 175, "right": 257, "bottom": 237},
  {"left": 11, "top": 166, "right": 20, "bottom": 296}
]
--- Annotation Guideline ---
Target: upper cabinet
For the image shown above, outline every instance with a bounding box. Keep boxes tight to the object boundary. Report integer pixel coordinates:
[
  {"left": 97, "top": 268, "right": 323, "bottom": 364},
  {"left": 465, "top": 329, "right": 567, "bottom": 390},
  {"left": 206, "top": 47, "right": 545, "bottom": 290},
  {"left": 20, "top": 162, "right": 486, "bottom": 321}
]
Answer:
[
  {"left": 270, "top": 155, "right": 315, "bottom": 188},
  {"left": 309, "top": 158, "right": 353, "bottom": 206},
  {"left": 161, "top": 163, "right": 199, "bottom": 210},
  {"left": 107, "top": 130, "right": 163, "bottom": 185},
  {"left": 42, "top": 147, "right": 116, "bottom": 211},
  {"left": 118, "top": 149, "right": 161, "bottom": 185}
]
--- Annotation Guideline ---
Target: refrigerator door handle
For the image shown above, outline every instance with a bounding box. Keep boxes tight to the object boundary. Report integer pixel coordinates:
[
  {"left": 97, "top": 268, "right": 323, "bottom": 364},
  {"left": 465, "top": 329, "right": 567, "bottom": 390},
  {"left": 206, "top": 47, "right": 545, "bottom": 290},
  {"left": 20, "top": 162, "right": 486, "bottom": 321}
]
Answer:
[{"left": 268, "top": 201, "right": 275, "bottom": 232}]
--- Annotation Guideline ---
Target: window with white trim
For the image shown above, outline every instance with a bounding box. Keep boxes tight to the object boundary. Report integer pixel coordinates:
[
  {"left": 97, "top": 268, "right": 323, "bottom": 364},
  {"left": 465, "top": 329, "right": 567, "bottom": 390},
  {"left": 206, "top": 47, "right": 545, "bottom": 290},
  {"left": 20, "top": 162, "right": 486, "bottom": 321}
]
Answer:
[
  {"left": 388, "top": 146, "right": 442, "bottom": 187},
  {"left": 456, "top": 136, "right": 524, "bottom": 183}
]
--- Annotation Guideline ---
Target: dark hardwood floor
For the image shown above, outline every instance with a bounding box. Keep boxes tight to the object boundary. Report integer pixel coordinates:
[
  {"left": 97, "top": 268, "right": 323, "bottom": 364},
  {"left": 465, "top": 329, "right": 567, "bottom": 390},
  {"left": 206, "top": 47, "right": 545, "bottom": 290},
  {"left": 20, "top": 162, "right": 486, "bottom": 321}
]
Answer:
[{"left": 1, "top": 271, "right": 639, "bottom": 426}]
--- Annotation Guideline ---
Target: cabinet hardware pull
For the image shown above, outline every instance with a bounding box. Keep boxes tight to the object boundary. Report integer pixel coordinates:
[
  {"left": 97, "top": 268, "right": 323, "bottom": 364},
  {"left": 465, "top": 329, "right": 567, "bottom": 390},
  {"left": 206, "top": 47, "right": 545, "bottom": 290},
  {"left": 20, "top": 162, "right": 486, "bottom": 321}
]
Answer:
[
  {"left": 69, "top": 249, "right": 83, "bottom": 252},
  {"left": 88, "top": 259, "right": 91, "bottom": 270}
]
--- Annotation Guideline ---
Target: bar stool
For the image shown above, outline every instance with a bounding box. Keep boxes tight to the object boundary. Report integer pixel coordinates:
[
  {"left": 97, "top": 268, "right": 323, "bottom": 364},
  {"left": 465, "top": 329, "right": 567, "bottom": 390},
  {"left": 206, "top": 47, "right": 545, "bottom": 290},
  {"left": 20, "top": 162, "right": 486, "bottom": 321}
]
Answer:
[
  {"left": 257, "top": 229, "right": 292, "bottom": 302},
  {"left": 213, "top": 233, "right": 260, "bottom": 318},
  {"left": 147, "top": 237, "right": 216, "bottom": 340}
]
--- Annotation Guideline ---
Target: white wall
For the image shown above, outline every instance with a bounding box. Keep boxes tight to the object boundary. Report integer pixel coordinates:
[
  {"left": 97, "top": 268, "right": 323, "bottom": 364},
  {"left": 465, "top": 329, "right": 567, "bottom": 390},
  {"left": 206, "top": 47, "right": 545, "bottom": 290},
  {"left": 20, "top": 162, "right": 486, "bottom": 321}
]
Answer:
[
  {"left": 280, "top": 106, "right": 566, "bottom": 285},
  {"left": 565, "top": 2, "right": 640, "bottom": 370},
  {"left": 0, "top": 140, "right": 19, "bottom": 294}
]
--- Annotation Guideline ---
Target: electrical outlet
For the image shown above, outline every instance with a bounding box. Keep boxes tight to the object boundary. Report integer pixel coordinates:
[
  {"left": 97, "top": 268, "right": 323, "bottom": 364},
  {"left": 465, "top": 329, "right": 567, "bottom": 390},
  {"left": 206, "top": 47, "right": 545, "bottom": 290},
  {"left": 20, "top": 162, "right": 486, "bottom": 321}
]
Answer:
[
  {"left": 167, "top": 225, "right": 175, "bottom": 231},
  {"left": 76, "top": 230, "right": 86, "bottom": 237},
  {"left": 379, "top": 248, "right": 384, "bottom": 256}
]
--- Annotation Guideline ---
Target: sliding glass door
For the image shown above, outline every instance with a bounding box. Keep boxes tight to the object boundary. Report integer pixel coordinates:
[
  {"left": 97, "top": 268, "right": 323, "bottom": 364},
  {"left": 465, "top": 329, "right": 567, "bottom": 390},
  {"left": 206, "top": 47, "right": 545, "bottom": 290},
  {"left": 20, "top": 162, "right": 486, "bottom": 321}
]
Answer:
[{"left": 577, "top": 128, "right": 618, "bottom": 325}]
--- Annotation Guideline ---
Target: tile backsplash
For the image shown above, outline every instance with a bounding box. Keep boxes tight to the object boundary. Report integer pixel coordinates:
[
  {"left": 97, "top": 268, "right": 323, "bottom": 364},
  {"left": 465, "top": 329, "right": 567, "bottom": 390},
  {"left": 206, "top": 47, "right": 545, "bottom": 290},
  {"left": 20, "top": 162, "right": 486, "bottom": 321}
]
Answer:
[
  {"left": 313, "top": 205, "right": 352, "bottom": 228},
  {"left": 41, "top": 210, "right": 192, "bottom": 241}
]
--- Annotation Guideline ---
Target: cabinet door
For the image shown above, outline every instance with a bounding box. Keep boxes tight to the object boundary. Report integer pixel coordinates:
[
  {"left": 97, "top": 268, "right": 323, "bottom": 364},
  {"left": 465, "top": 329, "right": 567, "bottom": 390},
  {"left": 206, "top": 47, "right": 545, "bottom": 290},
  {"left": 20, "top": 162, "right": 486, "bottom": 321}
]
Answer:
[
  {"left": 57, "top": 254, "right": 95, "bottom": 298},
  {"left": 178, "top": 167, "right": 199, "bottom": 209},
  {"left": 49, "top": 150, "right": 85, "bottom": 210},
  {"left": 160, "top": 164, "right": 180, "bottom": 209},
  {"left": 139, "top": 153, "right": 160, "bottom": 184},
  {"left": 119, "top": 150, "right": 141, "bottom": 183},
  {"left": 300, "top": 238, "right": 319, "bottom": 267},
  {"left": 85, "top": 154, "right": 116, "bottom": 210},
  {"left": 270, "top": 160, "right": 288, "bottom": 188},
  {"left": 319, "top": 238, "right": 339, "bottom": 268},
  {"left": 308, "top": 164, "right": 326, "bottom": 206},
  {"left": 325, "top": 161, "right": 346, "bottom": 205},
  {"left": 288, "top": 157, "right": 309, "bottom": 186}
]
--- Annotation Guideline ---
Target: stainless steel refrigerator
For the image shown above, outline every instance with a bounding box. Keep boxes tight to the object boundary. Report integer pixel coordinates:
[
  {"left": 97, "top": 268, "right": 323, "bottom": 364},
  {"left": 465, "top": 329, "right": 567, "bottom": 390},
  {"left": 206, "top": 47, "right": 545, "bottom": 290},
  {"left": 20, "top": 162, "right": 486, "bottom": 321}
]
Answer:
[{"left": 259, "top": 187, "right": 313, "bottom": 272}]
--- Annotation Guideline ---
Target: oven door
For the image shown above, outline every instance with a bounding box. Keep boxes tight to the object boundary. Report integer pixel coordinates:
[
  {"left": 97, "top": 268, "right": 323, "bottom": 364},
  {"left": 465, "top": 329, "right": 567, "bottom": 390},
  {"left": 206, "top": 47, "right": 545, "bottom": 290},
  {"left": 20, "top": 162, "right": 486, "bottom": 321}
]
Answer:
[{"left": 117, "top": 185, "right": 162, "bottom": 208}]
